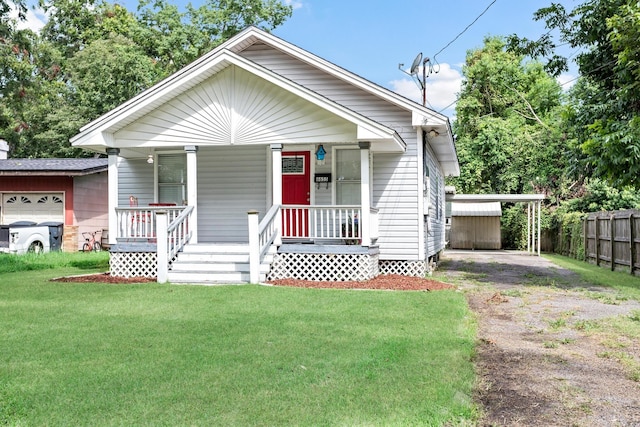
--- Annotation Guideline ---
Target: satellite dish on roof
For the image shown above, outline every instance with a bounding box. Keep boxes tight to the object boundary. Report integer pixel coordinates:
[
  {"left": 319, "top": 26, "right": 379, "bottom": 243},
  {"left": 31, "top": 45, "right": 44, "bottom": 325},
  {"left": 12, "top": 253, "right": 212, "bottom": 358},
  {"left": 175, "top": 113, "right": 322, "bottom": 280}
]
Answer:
[{"left": 410, "top": 52, "right": 422, "bottom": 75}]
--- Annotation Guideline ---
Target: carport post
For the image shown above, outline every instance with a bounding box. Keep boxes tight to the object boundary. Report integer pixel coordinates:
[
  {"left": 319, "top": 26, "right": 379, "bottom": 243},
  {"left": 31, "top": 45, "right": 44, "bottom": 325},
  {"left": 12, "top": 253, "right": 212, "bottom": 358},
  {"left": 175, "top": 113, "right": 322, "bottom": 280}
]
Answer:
[
  {"left": 527, "top": 202, "right": 531, "bottom": 253},
  {"left": 538, "top": 200, "right": 542, "bottom": 256}
]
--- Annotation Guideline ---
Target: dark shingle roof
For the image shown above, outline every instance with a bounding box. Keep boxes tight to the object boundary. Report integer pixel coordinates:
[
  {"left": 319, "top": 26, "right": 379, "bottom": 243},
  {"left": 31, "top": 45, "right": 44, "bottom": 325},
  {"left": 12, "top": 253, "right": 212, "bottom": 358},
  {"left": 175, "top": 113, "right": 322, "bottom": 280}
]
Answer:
[{"left": 0, "top": 158, "right": 108, "bottom": 176}]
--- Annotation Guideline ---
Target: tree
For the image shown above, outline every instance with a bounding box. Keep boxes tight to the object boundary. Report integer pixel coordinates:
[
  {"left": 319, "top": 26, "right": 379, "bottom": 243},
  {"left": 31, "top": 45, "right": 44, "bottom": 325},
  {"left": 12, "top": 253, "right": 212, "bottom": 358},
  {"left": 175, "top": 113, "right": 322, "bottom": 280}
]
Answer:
[
  {"left": 450, "top": 37, "right": 568, "bottom": 199},
  {"left": 136, "top": 0, "right": 292, "bottom": 74},
  {"left": 507, "top": 0, "right": 640, "bottom": 187},
  {"left": 1, "top": 0, "right": 293, "bottom": 157}
]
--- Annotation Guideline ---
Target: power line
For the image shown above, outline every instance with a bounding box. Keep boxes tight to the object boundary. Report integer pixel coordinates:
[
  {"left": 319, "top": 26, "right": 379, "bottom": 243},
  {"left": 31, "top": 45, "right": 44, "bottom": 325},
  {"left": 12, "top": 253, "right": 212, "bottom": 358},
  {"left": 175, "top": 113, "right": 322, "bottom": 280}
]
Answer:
[{"left": 433, "top": 0, "right": 498, "bottom": 62}]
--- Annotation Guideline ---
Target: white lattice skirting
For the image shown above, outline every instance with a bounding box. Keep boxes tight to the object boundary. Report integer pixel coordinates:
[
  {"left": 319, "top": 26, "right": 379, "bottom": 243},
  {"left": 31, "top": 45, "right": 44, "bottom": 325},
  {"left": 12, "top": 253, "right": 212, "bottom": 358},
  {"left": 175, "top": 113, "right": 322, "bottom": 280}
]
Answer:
[
  {"left": 379, "top": 260, "right": 428, "bottom": 277},
  {"left": 267, "top": 252, "right": 379, "bottom": 281},
  {"left": 110, "top": 252, "right": 157, "bottom": 278}
]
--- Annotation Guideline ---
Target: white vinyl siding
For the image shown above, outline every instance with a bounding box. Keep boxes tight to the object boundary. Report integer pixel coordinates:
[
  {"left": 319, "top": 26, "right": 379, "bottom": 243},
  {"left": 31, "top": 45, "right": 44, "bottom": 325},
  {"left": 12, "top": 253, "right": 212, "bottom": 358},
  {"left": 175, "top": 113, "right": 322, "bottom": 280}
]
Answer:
[
  {"left": 242, "top": 44, "right": 425, "bottom": 261},
  {"left": 117, "top": 158, "right": 155, "bottom": 206},
  {"left": 312, "top": 145, "right": 332, "bottom": 206},
  {"left": 196, "top": 145, "right": 268, "bottom": 243},
  {"left": 424, "top": 142, "right": 447, "bottom": 258},
  {"left": 113, "top": 66, "right": 356, "bottom": 147}
]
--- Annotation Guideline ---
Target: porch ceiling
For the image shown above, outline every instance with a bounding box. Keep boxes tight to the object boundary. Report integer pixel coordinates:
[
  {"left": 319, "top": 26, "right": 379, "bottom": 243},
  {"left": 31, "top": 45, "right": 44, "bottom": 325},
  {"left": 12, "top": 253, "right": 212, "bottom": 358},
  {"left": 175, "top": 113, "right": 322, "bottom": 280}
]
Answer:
[{"left": 71, "top": 51, "right": 405, "bottom": 155}]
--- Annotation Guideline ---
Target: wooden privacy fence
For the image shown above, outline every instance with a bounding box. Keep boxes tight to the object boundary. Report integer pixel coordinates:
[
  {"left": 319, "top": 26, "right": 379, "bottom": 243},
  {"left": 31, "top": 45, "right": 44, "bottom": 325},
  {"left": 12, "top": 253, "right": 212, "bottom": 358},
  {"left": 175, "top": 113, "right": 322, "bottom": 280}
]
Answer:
[{"left": 584, "top": 209, "right": 640, "bottom": 275}]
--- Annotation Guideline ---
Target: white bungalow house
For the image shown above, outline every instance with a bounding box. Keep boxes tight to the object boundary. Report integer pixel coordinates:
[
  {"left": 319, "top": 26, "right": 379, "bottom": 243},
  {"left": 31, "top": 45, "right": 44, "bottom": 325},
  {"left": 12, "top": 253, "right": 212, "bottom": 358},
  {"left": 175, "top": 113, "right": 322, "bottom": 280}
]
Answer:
[{"left": 70, "top": 26, "right": 459, "bottom": 284}]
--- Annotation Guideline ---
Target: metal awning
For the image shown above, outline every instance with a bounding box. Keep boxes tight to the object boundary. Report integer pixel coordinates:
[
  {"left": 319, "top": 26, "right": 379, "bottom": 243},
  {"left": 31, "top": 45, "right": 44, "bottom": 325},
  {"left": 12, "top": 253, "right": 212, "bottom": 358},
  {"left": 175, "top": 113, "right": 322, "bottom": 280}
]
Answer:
[{"left": 446, "top": 193, "right": 545, "bottom": 256}]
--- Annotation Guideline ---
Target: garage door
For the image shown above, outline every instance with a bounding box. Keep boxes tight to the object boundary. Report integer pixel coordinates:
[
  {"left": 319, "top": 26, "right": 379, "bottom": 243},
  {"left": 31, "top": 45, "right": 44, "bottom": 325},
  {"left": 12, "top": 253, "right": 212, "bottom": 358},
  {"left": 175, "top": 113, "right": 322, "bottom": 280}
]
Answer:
[{"left": 1, "top": 193, "right": 64, "bottom": 224}]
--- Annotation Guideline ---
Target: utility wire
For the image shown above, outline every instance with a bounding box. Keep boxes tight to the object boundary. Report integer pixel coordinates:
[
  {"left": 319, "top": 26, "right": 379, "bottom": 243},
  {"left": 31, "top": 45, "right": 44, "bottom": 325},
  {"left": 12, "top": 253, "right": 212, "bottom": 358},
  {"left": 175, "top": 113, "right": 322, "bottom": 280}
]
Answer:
[{"left": 433, "top": 0, "right": 498, "bottom": 62}]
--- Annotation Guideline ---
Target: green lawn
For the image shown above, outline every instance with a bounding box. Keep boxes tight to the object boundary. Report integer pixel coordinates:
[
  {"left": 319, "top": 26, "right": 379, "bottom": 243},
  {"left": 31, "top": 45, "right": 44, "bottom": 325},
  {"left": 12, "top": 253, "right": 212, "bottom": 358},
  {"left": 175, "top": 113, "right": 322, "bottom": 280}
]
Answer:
[
  {"left": 544, "top": 254, "right": 640, "bottom": 301},
  {"left": 0, "top": 253, "right": 477, "bottom": 426}
]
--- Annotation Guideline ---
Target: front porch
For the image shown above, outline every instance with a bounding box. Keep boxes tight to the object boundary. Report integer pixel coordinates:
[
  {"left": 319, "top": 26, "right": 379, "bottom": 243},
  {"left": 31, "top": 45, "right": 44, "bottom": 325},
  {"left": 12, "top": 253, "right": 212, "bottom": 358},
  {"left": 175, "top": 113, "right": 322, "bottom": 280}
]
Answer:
[{"left": 109, "top": 203, "right": 381, "bottom": 283}]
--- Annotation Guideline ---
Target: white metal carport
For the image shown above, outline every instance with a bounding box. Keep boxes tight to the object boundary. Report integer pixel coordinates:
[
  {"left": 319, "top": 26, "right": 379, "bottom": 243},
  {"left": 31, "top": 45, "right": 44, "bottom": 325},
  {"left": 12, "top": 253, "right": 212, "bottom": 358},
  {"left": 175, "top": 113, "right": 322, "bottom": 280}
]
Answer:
[{"left": 446, "top": 194, "right": 545, "bottom": 256}]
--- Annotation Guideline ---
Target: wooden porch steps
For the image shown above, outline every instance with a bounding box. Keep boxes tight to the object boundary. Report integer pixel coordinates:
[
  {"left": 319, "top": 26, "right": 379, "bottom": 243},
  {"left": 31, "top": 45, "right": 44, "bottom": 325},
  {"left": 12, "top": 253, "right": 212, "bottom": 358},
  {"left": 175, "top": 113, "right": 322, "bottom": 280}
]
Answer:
[{"left": 167, "top": 243, "right": 274, "bottom": 284}]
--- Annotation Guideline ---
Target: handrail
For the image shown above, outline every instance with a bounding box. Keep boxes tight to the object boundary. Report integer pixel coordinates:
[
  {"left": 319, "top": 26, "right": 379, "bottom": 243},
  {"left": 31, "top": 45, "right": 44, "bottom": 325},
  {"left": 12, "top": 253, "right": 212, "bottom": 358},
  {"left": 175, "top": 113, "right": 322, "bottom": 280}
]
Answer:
[
  {"left": 248, "top": 205, "right": 280, "bottom": 284},
  {"left": 167, "top": 205, "right": 194, "bottom": 261},
  {"left": 258, "top": 204, "right": 280, "bottom": 258}
]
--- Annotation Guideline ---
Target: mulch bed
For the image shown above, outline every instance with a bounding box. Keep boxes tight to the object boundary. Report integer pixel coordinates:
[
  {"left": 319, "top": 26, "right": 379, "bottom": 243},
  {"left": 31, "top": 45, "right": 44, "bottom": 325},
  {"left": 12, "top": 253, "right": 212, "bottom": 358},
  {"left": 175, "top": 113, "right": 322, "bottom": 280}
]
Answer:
[
  {"left": 51, "top": 272, "right": 455, "bottom": 291},
  {"left": 50, "top": 273, "right": 156, "bottom": 284},
  {"left": 267, "top": 274, "right": 456, "bottom": 291}
]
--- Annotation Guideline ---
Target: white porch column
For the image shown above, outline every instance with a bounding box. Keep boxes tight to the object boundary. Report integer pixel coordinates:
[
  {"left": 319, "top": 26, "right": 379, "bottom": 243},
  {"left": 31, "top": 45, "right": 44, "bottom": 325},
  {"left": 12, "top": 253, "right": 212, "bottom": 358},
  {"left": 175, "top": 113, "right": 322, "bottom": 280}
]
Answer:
[
  {"left": 106, "top": 148, "right": 120, "bottom": 246},
  {"left": 359, "top": 141, "right": 371, "bottom": 246},
  {"left": 271, "top": 144, "right": 283, "bottom": 246},
  {"left": 185, "top": 145, "right": 198, "bottom": 243},
  {"left": 156, "top": 210, "right": 168, "bottom": 283},
  {"left": 247, "top": 210, "right": 260, "bottom": 283}
]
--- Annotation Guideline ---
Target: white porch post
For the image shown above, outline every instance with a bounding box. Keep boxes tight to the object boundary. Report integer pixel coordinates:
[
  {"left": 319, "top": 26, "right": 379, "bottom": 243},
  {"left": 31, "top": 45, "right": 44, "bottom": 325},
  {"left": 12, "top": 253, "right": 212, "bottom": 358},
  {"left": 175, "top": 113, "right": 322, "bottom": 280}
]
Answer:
[
  {"left": 248, "top": 210, "right": 260, "bottom": 283},
  {"left": 106, "top": 148, "right": 120, "bottom": 245},
  {"left": 359, "top": 142, "right": 371, "bottom": 246},
  {"left": 271, "top": 143, "right": 283, "bottom": 246},
  {"left": 156, "top": 210, "right": 168, "bottom": 283},
  {"left": 185, "top": 145, "right": 198, "bottom": 243}
]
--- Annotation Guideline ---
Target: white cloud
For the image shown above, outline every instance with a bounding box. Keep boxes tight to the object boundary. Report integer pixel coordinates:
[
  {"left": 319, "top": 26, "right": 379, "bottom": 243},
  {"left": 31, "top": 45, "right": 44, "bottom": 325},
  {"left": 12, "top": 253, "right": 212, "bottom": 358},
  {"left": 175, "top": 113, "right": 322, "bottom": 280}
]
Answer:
[
  {"left": 9, "top": 3, "right": 47, "bottom": 33},
  {"left": 284, "top": 0, "right": 304, "bottom": 9},
  {"left": 389, "top": 62, "right": 462, "bottom": 117}
]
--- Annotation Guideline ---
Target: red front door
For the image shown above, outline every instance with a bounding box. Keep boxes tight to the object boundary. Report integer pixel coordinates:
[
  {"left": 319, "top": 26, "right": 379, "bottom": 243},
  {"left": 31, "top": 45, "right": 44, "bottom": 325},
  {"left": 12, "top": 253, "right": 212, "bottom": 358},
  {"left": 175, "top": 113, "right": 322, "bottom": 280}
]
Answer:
[{"left": 282, "top": 151, "right": 310, "bottom": 238}]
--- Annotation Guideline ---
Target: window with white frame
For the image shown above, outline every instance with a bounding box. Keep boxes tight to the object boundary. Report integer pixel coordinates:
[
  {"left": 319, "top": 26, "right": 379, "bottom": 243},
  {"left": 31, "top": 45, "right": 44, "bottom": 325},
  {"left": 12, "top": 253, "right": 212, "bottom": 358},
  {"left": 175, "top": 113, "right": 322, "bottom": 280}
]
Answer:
[
  {"left": 157, "top": 154, "right": 187, "bottom": 205},
  {"left": 335, "top": 148, "right": 360, "bottom": 205}
]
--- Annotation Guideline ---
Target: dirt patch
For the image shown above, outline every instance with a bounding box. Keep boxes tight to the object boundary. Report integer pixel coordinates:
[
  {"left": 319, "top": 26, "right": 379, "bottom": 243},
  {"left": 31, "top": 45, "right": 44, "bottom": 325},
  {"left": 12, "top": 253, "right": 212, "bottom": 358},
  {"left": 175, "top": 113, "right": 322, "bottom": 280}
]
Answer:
[{"left": 440, "top": 250, "right": 640, "bottom": 426}]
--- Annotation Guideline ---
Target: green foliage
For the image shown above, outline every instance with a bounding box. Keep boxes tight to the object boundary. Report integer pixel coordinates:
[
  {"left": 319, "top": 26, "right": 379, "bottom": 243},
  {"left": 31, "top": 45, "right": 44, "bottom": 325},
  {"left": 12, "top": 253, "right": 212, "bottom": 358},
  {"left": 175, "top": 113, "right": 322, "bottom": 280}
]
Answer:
[
  {"left": 563, "top": 179, "right": 640, "bottom": 212},
  {"left": 450, "top": 37, "right": 569, "bottom": 197},
  {"left": 550, "top": 211, "right": 586, "bottom": 260},
  {"left": 67, "top": 34, "right": 163, "bottom": 118},
  {"left": 1, "top": 0, "right": 293, "bottom": 158},
  {"left": 509, "top": 0, "right": 640, "bottom": 187},
  {"left": 501, "top": 205, "right": 527, "bottom": 249}
]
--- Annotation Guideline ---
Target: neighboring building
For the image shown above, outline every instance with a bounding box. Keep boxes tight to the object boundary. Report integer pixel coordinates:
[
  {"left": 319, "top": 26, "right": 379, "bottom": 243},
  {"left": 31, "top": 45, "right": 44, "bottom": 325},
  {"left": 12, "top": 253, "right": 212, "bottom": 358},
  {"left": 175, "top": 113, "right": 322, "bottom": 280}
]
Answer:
[
  {"left": 0, "top": 151, "right": 109, "bottom": 251},
  {"left": 449, "top": 202, "right": 502, "bottom": 250},
  {"left": 70, "top": 26, "right": 459, "bottom": 283}
]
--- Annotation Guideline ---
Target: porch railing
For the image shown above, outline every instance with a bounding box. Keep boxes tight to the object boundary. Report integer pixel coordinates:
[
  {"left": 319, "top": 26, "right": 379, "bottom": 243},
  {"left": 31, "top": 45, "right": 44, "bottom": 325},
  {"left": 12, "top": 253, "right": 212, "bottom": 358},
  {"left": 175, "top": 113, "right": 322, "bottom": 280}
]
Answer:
[
  {"left": 115, "top": 206, "right": 186, "bottom": 240},
  {"left": 282, "top": 205, "right": 379, "bottom": 242}
]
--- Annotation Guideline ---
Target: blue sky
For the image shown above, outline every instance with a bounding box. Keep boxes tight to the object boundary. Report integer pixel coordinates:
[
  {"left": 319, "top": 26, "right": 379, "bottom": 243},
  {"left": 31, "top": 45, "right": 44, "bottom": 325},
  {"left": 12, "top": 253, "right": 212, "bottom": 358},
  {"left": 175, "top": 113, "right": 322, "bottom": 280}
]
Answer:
[{"left": 16, "top": 0, "right": 580, "bottom": 118}]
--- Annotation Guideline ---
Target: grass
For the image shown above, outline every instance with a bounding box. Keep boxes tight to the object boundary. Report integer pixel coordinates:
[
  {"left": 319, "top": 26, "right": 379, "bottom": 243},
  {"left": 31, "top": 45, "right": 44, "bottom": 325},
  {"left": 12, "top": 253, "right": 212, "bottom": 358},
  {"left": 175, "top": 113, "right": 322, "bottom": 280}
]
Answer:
[
  {"left": 542, "top": 255, "right": 640, "bottom": 382},
  {"left": 0, "top": 252, "right": 478, "bottom": 426},
  {"left": 543, "top": 254, "right": 640, "bottom": 301},
  {"left": 0, "top": 250, "right": 109, "bottom": 274}
]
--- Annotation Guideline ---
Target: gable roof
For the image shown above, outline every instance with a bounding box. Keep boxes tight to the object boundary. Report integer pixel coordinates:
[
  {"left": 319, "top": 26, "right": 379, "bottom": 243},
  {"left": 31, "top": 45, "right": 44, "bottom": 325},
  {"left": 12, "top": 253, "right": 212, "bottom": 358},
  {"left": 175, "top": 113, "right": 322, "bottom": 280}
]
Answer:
[
  {"left": 222, "top": 27, "right": 458, "bottom": 175},
  {"left": 0, "top": 158, "right": 108, "bottom": 176},
  {"left": 72, "top": 49, "right": 405, "bottom": 153},
  {"left": 222, "top": 27, "right": 451, "bottom": 126},
  {"left": 70, "top": 26, "right": 457, "bottom": 174}
]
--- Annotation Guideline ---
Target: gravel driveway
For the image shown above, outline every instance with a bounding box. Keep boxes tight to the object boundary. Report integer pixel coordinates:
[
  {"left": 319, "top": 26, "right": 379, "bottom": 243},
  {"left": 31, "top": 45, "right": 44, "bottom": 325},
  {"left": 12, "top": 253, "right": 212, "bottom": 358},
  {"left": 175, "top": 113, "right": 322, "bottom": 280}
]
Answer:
[{"left": 438, "top": 250, "right": 640, "bottom": 427}]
